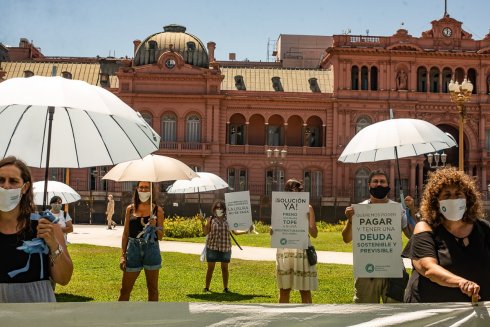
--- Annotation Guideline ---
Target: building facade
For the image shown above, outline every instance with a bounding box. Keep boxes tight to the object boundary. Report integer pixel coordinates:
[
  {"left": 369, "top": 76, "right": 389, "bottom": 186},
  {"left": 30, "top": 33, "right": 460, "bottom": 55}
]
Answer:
[{"left": 1, "top": 14, "right": 490, "bottom": 222}]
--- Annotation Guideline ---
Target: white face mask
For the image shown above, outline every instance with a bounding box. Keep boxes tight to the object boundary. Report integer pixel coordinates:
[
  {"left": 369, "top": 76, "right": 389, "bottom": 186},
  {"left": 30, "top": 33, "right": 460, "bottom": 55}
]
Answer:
[
  {"left": 51, "top": 203, "right": 62, "bottom": 211},
  {"left": 138, "top": 191, "right": 151, "bottom": 203},
  {"left": 0, "top": 186, "right": 23, "bottom": 212},
  {"left": 439, "top": 198, "right": 466, "bottom": 221},
  {"left": 215, "top": 209, "right": 224, "bottom": 217}
]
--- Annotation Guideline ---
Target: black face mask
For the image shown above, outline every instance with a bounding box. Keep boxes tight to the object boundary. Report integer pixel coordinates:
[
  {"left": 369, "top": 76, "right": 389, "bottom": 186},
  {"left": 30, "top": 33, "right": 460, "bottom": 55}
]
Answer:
[{"left": 369, "top": 186, "right": 391, "bottom": 199}]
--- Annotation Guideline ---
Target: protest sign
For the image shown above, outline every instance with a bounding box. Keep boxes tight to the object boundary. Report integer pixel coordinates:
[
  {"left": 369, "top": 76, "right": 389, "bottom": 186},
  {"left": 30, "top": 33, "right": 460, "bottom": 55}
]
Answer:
[
  {"left": 271, "top": 191, "right": 309, "bottom": 249},
  {"left": 225, "top": 191, "right": 252, "bottom": 230},
  {"left": 352, "top": 202, "right": 403, "bottom": 278}
]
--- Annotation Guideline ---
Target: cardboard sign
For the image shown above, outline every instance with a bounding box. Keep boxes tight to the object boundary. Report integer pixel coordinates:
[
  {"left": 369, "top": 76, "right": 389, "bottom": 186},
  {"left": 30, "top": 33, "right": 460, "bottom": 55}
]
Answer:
[
  {"left": 225, "top": 191, "right": 252, "bottom": 231},
  {"left": 352, "top": 202, "right": 403, "bottom": 278},
  {"left": 271, "top": 191, "right": 309, "bottom": 249}
]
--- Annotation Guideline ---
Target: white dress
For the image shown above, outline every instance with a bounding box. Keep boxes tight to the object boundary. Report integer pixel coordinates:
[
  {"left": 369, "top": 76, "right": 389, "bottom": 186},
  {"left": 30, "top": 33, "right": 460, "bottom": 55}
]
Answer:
[{"left": 276, "top": 242, "right": 318, "bottom": 291}]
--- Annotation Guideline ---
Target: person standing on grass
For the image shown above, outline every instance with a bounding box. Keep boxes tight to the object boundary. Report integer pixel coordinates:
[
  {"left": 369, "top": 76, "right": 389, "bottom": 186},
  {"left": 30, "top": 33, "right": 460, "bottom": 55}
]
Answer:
[
  {"left": 342, "top": 169, "right": 411, "bottom": 303},
  {"left": 273, "top": 178, "right": 318, "bottom": 304},
  {"left": 202, "top": 199, "right": 248, "bottom": 293},
  {"left": 118, "top": 181, "right": 164, "bottom": 301}
]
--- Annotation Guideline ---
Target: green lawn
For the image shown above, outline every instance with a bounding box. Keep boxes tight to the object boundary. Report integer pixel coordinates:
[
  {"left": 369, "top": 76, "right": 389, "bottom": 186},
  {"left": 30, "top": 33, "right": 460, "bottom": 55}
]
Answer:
[{"left": 56, "top": 244, "right": 355, "bottom": 303}]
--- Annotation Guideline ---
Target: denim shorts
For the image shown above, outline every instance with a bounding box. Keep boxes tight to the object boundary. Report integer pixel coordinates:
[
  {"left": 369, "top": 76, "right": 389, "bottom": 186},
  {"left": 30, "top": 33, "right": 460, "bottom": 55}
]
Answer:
[
  {"left": 125, "top": 238, "right": 162, "bottom": 272},
  {"left": 206, "top": 248, "right": 231, "bottom": 263}
]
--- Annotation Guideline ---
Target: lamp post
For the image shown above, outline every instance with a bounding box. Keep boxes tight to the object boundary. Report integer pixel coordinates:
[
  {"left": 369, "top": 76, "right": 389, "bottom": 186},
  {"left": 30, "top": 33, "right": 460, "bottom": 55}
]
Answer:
[
  {"left": 266, "top": 147, "right": 287, "bottom": 191},
  {"left": 426, "top": 151, "right": 448, "bottom": 169},
  {"left": 448, "top": 78, "right": 473, "bottom": 171}
]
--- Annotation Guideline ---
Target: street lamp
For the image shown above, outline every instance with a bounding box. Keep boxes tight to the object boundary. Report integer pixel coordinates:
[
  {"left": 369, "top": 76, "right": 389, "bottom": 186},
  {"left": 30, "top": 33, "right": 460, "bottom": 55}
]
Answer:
[
  {"left": 266, "top": 147, "right": 287, "bottom": 191},
  {"left": 426, "top": 151, "right": 447, "bottom": 169},
  {"left": 448, "top": 77, "right": 473, "bottom": 171}
]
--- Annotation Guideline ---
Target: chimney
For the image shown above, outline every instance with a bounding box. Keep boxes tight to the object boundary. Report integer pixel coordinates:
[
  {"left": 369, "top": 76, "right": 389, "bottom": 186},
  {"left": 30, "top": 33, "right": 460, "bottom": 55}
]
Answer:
[
  {"left": 207, "top": 41, "right": 216, "bottom": 62},
  {"left": 229, "top": 53, "right": 236, "bottom": 61},
  {"left": 133, "top": 40, "right": 141, "bottom": 55},
  {"left": 19, "top": 38, "right": 29, "bottom": 48}
]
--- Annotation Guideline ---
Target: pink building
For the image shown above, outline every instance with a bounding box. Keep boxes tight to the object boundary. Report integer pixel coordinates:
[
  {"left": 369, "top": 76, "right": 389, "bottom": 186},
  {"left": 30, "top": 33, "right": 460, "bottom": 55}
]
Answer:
[{"left": 1, "top": 14, "right": 490, "bottom": 222}]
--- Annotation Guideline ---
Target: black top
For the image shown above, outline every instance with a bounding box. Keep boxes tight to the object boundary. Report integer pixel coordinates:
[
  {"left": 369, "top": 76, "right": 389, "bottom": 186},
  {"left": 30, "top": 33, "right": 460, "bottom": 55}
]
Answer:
[
  {"left": 128, "top": 205, "right": 158, "bottom": 238},
  {"left": 0, "top": 220, "right": 50, "bottom": 283},
  {"left": 403, "top": 219, "right": 490, "bottom": 302}
]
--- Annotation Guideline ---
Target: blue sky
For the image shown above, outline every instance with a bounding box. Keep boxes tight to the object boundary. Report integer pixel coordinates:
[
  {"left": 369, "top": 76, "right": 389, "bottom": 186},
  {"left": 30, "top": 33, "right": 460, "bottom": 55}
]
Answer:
[{"left": 2, "top": 0, "right": 489, "bottom": 62}]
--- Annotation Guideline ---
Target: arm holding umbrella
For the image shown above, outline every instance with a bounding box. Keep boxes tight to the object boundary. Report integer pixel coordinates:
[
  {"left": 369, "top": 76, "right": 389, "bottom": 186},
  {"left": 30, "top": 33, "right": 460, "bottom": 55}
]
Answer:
[{"left": 37, "top": 218, "right": 73, "bottom": 285}]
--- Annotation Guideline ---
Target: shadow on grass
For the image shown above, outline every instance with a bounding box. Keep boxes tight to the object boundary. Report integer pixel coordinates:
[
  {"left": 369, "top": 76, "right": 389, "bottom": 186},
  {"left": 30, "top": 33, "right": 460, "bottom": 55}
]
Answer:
[
  {"left": 187, "top": 290, "right": 272, "bottom": 302},
  {"left": 56, "top": 293, "right": 94, "bottom": 302}
]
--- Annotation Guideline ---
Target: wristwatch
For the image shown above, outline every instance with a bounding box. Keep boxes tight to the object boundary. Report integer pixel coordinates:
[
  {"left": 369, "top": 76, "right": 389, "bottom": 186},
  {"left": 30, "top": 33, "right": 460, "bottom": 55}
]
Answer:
[{"left": 49, "top": 244, "right": 63, "bottom": 266}]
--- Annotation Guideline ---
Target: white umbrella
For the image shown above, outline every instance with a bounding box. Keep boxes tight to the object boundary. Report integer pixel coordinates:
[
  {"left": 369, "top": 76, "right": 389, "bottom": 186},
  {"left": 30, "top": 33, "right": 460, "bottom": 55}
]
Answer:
[
  {"left": 0, "top": 76, "right": 160, "bottom": 207},
  {"left": 32, "top": 181, "right": 81, "bottom": 205},
  {"left": 338, "top": 117, "right": 457, "bottom": 204},
  {"left": 338, "top": 118, "right": 457, "bottom": 163},
  {"left": 166, "top": 172, "right": 229, "bottom": 212},
  {"left": 166, "top": 172, "right": 229, "bottom": 194},
  {"left": 102, "top": 154, "right": 198, "bottom": 182},
  {"left": 102, "top": 154, "right": 198, "bottom": 209}
]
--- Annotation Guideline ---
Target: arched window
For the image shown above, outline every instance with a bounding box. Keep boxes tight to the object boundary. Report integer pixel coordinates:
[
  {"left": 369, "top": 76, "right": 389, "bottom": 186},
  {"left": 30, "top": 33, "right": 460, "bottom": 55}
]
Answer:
[
  {"left": 229, "top": 125, "right": 244, "bottom": 145},
  {"left": 354, "top": 168, "right": 370, "bottom": 203},
  {"left": 441, "top": 68, "right": 452, "bottom": 93},
  {"left": 161, "top": 113, "right": 177, "bottom": 142},
  {"left": 24, "top": 70, "right": 34, "bottom": 78},
  {"left": 370, "top": 67, "right": 378, "bottom": 91},
  {"left": 454, "top": 68, "right": 465, "bottom": 83},
  {"left": 429, "top": 67, "right": 440, "bottom": 93},
  {"left": 228, "top": 168, "right": 248, "bottom": 191},
  {"left": 186, "top": 114, "right": 201, "bottom": 143},
  {"left": 356, "top": 116, "right": 372, "bottom": 134},
  {"left": 303, "top": 170, "right": 322, "bottom": 198},
  {"left": 140, "top": 112, "right": 152, "bottom": 127},
  {"left": 265, "top": 168, "right": 284, "bottom": 195},
  {"left": 361, "top": 66, "right": 369, "bottom": 90},
  {"left": 417, "top": 67, "right": 427, "bottom": 92},
  {"left": 351, "top": 66, "right": 359, "bottom": 90},
  {"left": 61, "top": 71, "right": 72, "bottom": 79},
  {"left": 467, "top": 68, "right": 477, "bottom": 94}
]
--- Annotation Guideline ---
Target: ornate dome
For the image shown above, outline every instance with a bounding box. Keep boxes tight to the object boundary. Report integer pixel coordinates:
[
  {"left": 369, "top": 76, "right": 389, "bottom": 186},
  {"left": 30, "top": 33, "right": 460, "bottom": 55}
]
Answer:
[{"left": 134, "top": 24, "right": 209, "bottom": 68}]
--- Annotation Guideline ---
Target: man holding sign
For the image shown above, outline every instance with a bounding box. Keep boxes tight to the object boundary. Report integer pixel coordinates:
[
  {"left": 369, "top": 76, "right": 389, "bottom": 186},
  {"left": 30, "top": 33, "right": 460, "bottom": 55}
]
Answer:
[
  {"left": 271, "top": 179, "right": 318, "bottom": 303},
  {"left": 342, "top": 170, "right": 410, "bottom": 303}
]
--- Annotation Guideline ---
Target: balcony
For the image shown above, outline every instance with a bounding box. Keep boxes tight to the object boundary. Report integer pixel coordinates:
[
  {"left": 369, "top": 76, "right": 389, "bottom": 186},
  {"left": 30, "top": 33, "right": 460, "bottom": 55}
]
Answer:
[
  {"left": 159, "top": 141, "right": 212, "bottom": 155},
  {"left": 225, "top": 144, "right": 326, "bottom": 156}
]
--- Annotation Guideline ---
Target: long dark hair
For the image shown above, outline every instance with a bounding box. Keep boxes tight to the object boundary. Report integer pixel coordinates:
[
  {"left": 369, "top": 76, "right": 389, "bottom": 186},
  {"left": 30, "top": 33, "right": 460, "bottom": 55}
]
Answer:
[{"left": 0, "top": 156, "right": 35, "bottom": 233}]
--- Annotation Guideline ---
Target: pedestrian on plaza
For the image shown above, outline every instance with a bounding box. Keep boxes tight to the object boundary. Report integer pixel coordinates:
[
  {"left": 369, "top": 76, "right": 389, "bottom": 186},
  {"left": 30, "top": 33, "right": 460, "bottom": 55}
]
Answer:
[
  {"left": 273, "top": 178, "right": 318, "bottom": 304},
  {"left": 342, "top": 169, "right": 410, "bottom": 303},
  {"left": 403, "top": 168, "right": 490, "bottom": 302},
  {"left": 118, "top": 181, "right": 164, "bottom": 301},
  {"left": 0, "top": 156, "right": 73, "bottom": 302},
  {"left": 49, "top": 196, "right": 73, "bottom": 243},
  {"left": 202, "top": 199, "right": 249, "bottom": 293},
  {"left": 106, "top": 194, "right": 116, "bottom": 229}
]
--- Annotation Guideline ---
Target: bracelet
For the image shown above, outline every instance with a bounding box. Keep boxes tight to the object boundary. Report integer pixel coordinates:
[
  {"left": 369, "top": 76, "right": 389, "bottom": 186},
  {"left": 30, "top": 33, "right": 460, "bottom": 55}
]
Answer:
[{"left": 49, "top": 244, "right": 63, "bottom": 266}]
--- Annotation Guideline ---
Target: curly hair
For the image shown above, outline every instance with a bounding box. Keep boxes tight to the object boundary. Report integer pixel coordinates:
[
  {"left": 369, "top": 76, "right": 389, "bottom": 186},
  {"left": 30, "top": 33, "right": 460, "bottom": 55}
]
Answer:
[{"left": 420, "top": 167, "right": 483, "bottom": 227}]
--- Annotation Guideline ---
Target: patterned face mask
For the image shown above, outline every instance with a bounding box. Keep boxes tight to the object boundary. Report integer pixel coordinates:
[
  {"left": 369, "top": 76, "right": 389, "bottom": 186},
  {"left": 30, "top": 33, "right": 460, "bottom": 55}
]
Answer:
[{"left": 439, "top": 198, "right": 466, "bottom": 221}]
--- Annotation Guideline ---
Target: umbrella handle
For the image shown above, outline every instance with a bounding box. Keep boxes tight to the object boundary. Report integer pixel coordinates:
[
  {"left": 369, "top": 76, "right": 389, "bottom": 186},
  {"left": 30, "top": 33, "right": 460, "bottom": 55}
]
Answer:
[{"left": 42, "top": 106, "right": 55, "bottom": 210}]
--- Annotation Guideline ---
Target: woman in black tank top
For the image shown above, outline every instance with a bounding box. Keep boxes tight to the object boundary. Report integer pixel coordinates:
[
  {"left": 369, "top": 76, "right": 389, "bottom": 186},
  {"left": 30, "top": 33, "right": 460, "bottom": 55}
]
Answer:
[{"left": 118, "top": 181, "right": 164, "bottom": 301}]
